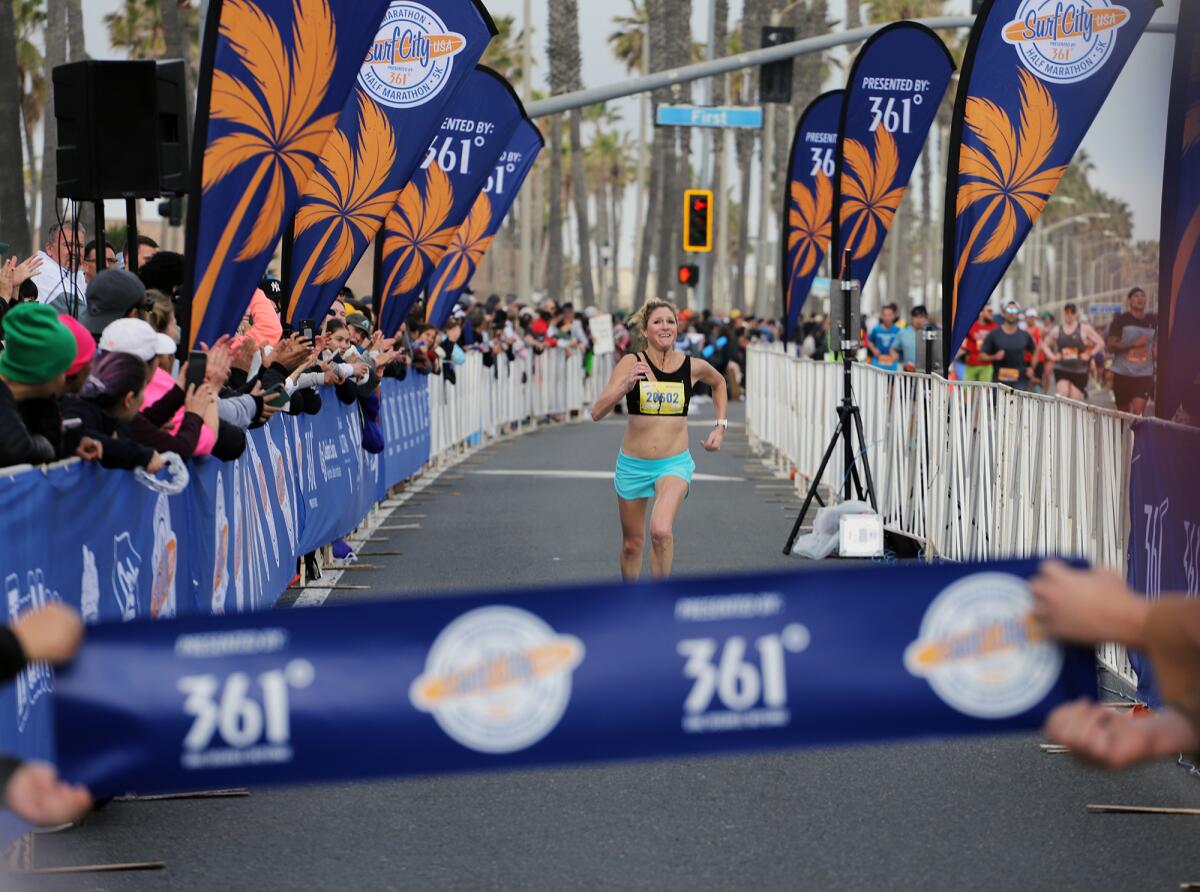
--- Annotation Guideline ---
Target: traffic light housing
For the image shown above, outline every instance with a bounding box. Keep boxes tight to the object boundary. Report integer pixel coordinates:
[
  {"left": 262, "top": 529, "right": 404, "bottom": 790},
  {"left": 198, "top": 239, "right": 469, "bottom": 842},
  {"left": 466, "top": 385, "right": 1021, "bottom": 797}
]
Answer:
[
  {"left": 682, "top": 189, "right": 713, "bottom": 253},
  {"left": 678, "top": 264, "right": 699, "bottom": 288},
  {"left": 158, "top": 196, "right": 183, "bottom": 226},
  {"left": 760, "top": 27, "right": 795, "bottom": 104}
]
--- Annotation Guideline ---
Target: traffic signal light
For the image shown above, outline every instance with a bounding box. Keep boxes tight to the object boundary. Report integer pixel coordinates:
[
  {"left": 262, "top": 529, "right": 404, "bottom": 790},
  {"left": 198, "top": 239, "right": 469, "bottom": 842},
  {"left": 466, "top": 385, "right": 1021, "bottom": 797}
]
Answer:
[
  {"left": 158, "top": 196, "right": 183, "bottom": 226},
  {"left": 678, "top": 264, "right": 699, "bottom": 288},
  {"left": 760, "top": 27, "right": 795, "bottom": 104},
  {"left": 682, "top": 189, "right": 713, "bottom": 253}
]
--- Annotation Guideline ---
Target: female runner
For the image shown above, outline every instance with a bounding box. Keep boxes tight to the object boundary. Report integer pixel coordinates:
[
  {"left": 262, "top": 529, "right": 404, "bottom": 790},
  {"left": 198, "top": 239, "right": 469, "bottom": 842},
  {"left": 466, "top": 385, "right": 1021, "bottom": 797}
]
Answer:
[{"left": 590, "top": 299, "right": 728, "bottom": 580}]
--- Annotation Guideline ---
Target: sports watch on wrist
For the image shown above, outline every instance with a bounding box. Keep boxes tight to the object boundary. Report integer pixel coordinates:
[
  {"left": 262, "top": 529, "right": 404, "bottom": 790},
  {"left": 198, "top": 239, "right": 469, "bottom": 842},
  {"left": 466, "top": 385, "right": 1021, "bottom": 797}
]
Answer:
[{"left": 714, "top": 419, "right": 729, "bottom": 429}]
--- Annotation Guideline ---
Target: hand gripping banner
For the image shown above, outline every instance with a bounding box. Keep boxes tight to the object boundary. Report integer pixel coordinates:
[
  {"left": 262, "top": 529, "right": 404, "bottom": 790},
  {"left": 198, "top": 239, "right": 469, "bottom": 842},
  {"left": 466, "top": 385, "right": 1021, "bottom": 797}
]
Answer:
[
  {"left": 942, "top": 0, "right": 1160, "bottom": 366},
  {"left": 1155, "top": 3, "right": 1200, "bottom": 423},
  {"left": 53, "top": 561, "right": 1094, "bottom": 797},
  {"left": 283, "top": 0, "right": 498, "bottom": 328},
  {"left": 781, "top": 90, "right": 843, "bottom": 342},
  {"left": 184, "top": 0, "right": 392, "bottom": 348},
  {"left": 831, "top": 24, "right": 953, "bottom": 288},
  {"left": 376, "top": 67, "right": 527, "bottom": 336},
  {"left": 425, "top": 120, "right": 544, "bottom": 329}
]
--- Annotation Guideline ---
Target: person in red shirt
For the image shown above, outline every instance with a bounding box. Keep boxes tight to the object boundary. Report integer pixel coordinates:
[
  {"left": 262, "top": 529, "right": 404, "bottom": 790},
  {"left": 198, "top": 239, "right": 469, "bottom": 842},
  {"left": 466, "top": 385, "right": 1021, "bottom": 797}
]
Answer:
[{"left": 958, "top": 305, "right": 997, "bottom": 382}]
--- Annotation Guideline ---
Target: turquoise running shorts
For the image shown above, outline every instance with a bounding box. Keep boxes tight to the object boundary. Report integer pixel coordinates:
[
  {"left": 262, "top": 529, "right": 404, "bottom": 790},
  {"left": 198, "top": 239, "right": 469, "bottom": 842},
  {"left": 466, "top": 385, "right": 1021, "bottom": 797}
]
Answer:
[{"left": 614, "top": 449, "right": 696, "bottom": 500}]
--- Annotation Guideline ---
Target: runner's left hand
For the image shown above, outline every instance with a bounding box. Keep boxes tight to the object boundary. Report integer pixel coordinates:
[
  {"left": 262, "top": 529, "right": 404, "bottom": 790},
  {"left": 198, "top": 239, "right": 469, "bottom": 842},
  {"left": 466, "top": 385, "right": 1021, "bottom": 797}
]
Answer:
[{"left": 701, "top": 426, "right": 724, "bottom": 452}]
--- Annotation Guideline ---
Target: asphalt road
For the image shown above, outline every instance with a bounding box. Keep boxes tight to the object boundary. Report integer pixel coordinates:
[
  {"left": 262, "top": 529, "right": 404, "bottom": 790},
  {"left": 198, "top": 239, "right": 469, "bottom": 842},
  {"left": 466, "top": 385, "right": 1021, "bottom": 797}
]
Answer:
[{"left": 26, "top": 405, "right": 1200, "bottom": 891}]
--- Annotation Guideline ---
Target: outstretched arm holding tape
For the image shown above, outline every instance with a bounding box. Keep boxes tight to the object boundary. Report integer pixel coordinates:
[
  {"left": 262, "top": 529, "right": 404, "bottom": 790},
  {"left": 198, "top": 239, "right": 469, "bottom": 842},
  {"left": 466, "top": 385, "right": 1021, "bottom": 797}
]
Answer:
[
  {"left": 0, "top": 604, "right": 92, "bottom": 826},
  {"left": 1031, "top": 561, "right": 1200, "bottom": 769}
]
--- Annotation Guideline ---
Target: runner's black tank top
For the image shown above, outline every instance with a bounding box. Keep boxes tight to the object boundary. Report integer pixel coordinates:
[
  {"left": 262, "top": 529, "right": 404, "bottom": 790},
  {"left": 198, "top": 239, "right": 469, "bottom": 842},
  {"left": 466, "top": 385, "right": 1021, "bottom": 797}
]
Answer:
[
  {"left": 1056, "top": 324, "right": 1087, "bottom": 373},
  {"left": 625, "top": 352, "right": 693, "bottom": 416}
]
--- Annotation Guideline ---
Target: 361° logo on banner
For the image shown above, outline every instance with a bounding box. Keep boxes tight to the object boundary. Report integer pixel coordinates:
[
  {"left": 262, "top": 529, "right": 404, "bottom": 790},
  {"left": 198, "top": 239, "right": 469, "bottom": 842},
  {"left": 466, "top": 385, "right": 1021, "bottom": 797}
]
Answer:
[
  {"left": 905, "top": 573, "right": 1063, "bottom": 719},
  {"left": 1001, "top": 1, "right": 1131, "bottom": 84},
  {"left": 410, "top": 607, "right": 585, "bottom": 754},
  {"left": 359, "top": 1, "right": 467, "bottom": 109}
]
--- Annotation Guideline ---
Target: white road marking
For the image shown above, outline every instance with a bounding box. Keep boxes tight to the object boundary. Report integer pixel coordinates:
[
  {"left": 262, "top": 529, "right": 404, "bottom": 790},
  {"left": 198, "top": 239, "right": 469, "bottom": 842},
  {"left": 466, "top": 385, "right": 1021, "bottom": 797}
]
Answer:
[{"left": 471, "top": 469, "right": 745, "bottom": 482}]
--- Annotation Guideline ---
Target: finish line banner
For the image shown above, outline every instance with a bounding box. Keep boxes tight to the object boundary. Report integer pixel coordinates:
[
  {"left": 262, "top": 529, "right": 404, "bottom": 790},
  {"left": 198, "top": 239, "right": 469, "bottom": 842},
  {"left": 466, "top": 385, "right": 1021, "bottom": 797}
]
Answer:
[{"left": 54, "top": 561, "right": 1094, "bottom": 797}]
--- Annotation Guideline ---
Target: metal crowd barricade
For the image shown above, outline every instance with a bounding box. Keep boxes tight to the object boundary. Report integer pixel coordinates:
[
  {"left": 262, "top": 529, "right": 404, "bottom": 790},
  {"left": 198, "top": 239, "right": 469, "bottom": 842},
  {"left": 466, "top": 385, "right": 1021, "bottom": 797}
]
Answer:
[{"left": 746, "top": 344, "right": 1138, "bottom": 684}]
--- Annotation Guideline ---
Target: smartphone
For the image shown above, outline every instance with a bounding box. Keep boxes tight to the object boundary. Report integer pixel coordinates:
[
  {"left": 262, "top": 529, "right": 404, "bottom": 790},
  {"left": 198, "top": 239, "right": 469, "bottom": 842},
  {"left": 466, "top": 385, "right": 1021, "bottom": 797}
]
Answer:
[
  {"left": 299, "top": 319, "right": 316, "bottom": 343},
  {"left": 263, "top": 383, "right": 290, "bottom": 409},
  {"left": 0, "top": 242, "right": 9, "bottom": 256},
  {"left": 281, "top": 322, "right": 294, "bottom": 337},
  {"left": 186, "top": 352, "right": 208, "bottom": 390}
]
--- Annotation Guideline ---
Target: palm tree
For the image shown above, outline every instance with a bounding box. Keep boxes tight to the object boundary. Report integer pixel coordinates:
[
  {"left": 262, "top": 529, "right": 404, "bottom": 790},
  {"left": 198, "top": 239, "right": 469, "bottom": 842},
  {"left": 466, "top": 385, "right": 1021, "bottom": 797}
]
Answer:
[
  {"left": 482, "top": 14, "right": 528, "bottom": 84},
  {"left": 608, "top": 0, "right": 647, "bottom": 75},
  {"left": 65, "top": 0, "right": 83, "bottom": 59},
  {"left": 0, "top": 0, "right": 31, "bottom": 255},
  {"left": 39, "top": 0, "right": 65, "bottom": 236},
  {"left": 733, "top": 0, "right": 766, "bottom": 311},
  {"left": 547, "top": 0, "right": 595, "bottom": 306},
  {"left": 14, "top": 0, "right": 44, "bottom": 245}
]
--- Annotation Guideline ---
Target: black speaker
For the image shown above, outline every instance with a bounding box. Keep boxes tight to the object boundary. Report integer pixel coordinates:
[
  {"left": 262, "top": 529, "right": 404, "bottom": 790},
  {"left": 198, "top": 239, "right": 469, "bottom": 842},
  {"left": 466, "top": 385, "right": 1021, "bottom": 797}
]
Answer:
[
  {"left": 156, "top": 60, "right": 190, "bottom": 195},
  {"left": 54, "top": 60, "right": 162, "bottom": 201}
]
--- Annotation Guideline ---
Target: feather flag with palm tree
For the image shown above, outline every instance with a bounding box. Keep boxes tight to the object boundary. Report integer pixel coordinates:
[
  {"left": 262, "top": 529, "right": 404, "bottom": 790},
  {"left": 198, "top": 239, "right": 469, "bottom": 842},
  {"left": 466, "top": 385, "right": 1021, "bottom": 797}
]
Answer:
[
  {"left": 426, "top": 120, "right": 544, "bottom": 329},
  {"left": 942, "top": 0, "right": 1160, "bottom": 365},
  {"left": 1156, "top": 1, "right": 1200, "bottom": 422},
  {"left": 183, "top": 0, "right": 392, "bottom": 347},
  {"left": 284, "top": 0, "right": 498, "bottom": 327},
  {"left": 782, "top": 90, "right": 843, "bottom": 342},
  {"left": 376, "top": 66, "right": 527, "bottom": 336},
  {"left": 832, "top": 23, "right": 954, "bottom": 291}
]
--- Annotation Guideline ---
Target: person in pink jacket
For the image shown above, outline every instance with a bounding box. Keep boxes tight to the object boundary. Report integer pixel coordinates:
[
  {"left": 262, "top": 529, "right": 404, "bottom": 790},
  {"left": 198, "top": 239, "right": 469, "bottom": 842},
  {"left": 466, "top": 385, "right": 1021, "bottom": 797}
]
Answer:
[{"left": 144, "top": 292, "right": 218, "bottom": 457}]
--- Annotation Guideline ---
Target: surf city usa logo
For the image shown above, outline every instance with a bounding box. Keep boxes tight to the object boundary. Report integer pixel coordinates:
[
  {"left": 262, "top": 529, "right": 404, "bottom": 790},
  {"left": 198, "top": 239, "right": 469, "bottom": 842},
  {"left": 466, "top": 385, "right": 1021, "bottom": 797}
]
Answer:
[
  {"left": 905, "top": 573, "right": 1063, "bottom": 719},
  {"left": 359, "top": 1, "right": 466, "bottom": 110},
  {"left": 1002, "top": 1, "right": 1131, "bottom": 85},
  {"left": 410, "top": 606, "right": 584, "bottom": 754}
]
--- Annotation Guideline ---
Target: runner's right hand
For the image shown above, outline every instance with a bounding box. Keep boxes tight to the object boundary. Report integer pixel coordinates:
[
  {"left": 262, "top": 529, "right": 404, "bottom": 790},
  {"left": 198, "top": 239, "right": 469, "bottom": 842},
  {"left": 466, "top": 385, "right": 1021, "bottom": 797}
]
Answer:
[{"left": 624, "top": 360, "right": 651, "bottom": 393}]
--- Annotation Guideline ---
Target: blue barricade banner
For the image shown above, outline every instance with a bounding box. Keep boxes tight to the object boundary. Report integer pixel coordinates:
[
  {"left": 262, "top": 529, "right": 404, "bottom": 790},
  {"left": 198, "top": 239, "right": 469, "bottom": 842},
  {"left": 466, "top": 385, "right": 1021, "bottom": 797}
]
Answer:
[
  {"left": 376, "top": 66, "right": 527, "bottom": 336},
  {"left": 1126, "top": 419, "right": 1200, "bottom": 700},
  {"left": 284, "top": 0, "right": 498, "bottom": 327},
  {"left": 0, "top": 374, "right": 431, "bottom": 839},
  {"left": 185, "top": 0, "right": 391, "bottom": 347},
  {"left": 942, "top": 0, "right": 1159, "bottom": 365},
  {"left": 832, "top": 24, "right": 953, "bottom": 286},
  {"left": 782, "top": 89, "right": 843, "bottom": 342},
  {"left": 52, "top": 560, "right": 1094, "bottom": 797},
  {"left": 425, "top": 120, "right": 544, "bottom": 329},
  {"left": 1155, "top": 2, "right": 1200, "bottom": 423}
]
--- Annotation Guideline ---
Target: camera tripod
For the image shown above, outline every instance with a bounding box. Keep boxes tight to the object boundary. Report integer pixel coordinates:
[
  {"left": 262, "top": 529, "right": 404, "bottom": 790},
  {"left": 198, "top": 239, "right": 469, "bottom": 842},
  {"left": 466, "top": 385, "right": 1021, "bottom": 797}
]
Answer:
[{"left": 782, "top": 255, "right": 878, "bottom": 556}]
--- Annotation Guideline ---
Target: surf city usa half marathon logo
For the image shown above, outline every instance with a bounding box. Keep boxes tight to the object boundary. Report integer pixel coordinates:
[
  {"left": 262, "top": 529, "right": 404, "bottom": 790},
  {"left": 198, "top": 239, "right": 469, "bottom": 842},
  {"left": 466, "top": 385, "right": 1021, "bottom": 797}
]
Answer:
[
  {"left": 1002, "top": 1, "right": 1131, "bottom": 85},
  {"left": 410, "top": 606, "right": 585, "bottom": 754},
  {"left": 359, "top": 2, "right": 467, "bottom": 110},
  {"left": 905, "top": 573, "right": 1063, "bottom": 719}
]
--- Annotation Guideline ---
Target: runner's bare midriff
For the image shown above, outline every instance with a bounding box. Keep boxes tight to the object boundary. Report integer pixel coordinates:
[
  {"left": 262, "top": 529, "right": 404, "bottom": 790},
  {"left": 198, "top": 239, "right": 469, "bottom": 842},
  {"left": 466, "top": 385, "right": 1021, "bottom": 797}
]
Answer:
[{"left": 622, "top": 415, "right": 689, "bottom": 459}]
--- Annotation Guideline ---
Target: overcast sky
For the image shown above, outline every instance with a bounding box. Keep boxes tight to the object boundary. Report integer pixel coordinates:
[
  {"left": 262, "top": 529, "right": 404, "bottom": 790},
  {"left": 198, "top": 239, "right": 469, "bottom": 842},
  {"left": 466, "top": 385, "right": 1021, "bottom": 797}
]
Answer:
[{"left": 83, "top": 0, "right": 1177, "bottom": 241}]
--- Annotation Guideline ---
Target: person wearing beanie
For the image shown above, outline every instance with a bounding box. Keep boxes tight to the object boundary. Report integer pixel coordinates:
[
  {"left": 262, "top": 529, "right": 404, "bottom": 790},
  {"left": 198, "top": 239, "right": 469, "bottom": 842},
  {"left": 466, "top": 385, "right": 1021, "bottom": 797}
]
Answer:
[
  {"left": 0, "top": 304, "right": 77, "bottom": 468},
  {"left": 58, "top": 315, "right": 96, "bottom": 394}
]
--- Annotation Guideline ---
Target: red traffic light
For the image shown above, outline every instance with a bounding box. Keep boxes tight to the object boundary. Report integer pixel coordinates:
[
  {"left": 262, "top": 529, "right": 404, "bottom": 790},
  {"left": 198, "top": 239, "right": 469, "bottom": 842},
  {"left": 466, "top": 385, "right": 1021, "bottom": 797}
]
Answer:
[{"left": 678, "top": 264, "right": 699, "bottom": 287}]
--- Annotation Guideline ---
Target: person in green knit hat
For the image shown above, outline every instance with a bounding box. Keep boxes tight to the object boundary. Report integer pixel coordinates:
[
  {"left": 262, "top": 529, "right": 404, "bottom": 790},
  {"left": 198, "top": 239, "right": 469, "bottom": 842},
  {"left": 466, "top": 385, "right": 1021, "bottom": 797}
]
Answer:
[{"left": 0, "top": 302, "right": 78, "bottom": 468}]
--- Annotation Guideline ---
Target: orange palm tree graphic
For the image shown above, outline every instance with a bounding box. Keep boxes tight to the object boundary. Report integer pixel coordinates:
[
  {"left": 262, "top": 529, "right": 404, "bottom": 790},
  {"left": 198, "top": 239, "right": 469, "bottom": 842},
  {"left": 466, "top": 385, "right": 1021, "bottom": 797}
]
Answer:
[
  {"left": 379, "top": 164, "right": 457, "bottom": 315},
  {"left": 1169, "top": 39, "right": 1200, "bottom": 332},
  {"left": 193, "top": 0, "right": 340, "bottom": 336},
  {"left": 287, "top": 92, "right": 398, "bottom": 319},
  {"left": 840, "top": 126, "right": 905, "bottom": 262},
  {"left": 952, "top": 69, "right": 1068, "bottom": 316},
  {"left": 426, "top": 194, "right": 495, "bottom": 321},
  {"left": 786, "top": 173, "right": 832, "bottom": 310}
]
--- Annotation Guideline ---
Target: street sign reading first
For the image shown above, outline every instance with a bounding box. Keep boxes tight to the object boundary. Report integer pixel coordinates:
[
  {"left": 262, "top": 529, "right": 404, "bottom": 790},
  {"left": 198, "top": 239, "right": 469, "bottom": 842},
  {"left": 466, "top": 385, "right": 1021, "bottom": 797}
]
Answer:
[{"left": 657, "top": 105, "right": 764, "bottom": 129}]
